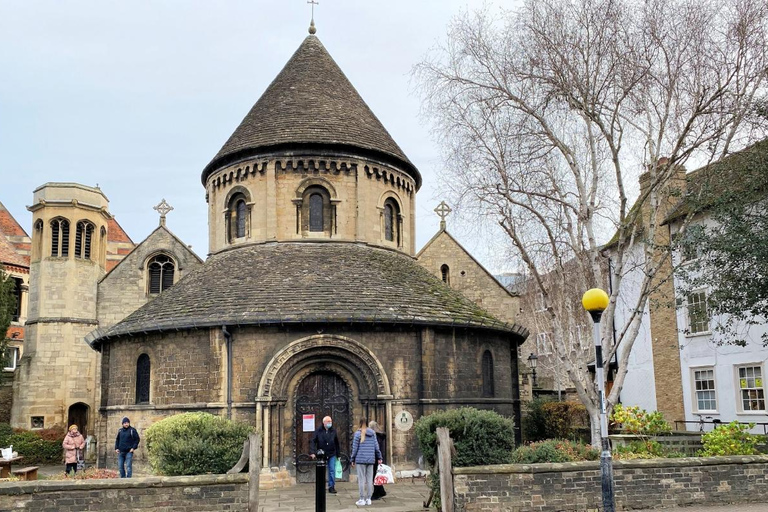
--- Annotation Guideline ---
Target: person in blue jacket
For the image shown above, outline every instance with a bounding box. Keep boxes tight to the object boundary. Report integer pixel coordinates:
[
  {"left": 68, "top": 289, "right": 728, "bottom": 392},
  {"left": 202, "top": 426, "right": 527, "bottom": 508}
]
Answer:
[
  {"left": 114, "top": 417, "right": 140, "bottom": 478},
  {"left": 350, "top": 418, "right": 382, "bottom": 506}
]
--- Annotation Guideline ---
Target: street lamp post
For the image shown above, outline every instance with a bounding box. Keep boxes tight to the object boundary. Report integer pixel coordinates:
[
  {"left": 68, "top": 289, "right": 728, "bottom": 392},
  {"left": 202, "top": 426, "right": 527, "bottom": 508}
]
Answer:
[
  {"left": 527, "top": 353, "right": 538, "bottom": 388},
  {"left": 581, "top": 288, "right": 615, "bottom": 512}
]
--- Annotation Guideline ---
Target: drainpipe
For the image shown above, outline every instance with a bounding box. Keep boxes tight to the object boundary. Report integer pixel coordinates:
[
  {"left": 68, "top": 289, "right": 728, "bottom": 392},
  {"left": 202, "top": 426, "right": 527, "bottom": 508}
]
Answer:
[{"left": 222, "top": 325, "right": 233, "bottom": 420}]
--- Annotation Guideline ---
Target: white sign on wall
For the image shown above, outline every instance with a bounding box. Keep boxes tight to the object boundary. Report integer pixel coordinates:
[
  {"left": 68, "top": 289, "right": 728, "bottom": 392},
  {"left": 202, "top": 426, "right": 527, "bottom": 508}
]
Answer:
[
  {"left": 394, "top": 410, "right": 413, "bottom": 431},
  {"left": 302, "top": 414, "right": 315, "bottom": 432}
]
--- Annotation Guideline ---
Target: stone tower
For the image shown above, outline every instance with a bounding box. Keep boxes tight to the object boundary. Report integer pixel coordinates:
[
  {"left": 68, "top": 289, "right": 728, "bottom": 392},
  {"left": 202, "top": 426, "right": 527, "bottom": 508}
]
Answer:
[{"left": 11, "top": 183, "right": 112, "bottom": 436}]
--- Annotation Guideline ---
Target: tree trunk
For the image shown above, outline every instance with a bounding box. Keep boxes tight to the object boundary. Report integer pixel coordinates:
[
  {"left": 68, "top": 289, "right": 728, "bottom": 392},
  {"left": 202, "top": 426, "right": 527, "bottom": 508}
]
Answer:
[{"left": 589, "top": 407, "right": 602, "bottom": 448}]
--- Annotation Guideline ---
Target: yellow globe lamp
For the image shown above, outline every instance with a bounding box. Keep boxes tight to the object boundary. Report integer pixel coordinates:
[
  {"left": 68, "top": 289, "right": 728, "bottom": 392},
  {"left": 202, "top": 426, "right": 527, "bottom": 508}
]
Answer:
[{"left": 582, "top": 288, "right": 610, "bottom": 313}]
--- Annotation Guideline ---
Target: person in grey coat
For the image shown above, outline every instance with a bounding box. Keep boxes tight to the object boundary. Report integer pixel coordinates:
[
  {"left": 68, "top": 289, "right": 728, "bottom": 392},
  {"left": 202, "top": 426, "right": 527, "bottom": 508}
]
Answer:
[{"left": 350, "top": 418, "right": 382, "bottom": 506}]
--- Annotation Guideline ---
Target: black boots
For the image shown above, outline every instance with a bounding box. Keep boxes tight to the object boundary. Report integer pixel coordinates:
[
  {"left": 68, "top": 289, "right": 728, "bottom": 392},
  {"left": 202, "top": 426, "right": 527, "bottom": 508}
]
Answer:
[{"left": 328, "top": 487, "right": 337, "bottom": 494}]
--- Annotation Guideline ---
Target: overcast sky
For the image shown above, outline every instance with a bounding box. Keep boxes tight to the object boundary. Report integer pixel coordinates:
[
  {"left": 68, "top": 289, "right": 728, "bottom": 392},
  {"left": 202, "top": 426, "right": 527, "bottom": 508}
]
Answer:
[{"left": 0, "top": 0, "right": 517, "bottom": 269}]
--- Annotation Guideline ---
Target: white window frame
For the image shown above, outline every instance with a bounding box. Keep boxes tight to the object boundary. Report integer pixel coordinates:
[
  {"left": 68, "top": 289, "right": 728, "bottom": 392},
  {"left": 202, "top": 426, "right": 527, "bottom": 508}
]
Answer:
[
  {"left": 686, "top": 290, "right": 710, "bottom": 336},
  {"left": 691, "top": 366, "right": 718, "bottom": 413},
  {"left": 735, "top": 364, "right": 766, "bottom": 413},
  {"left": 3, "top": 347, "right": 19, "bottom": 371}
]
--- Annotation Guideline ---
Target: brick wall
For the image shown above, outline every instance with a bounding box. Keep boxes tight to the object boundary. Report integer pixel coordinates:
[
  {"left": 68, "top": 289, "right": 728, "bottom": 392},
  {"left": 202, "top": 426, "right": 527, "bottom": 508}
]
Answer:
[
  {"left": 0, "top": 473, "right": 249, "bottom": 511},
  {"left": 453, "top": 455, "right": 768, "bottom": 511}
]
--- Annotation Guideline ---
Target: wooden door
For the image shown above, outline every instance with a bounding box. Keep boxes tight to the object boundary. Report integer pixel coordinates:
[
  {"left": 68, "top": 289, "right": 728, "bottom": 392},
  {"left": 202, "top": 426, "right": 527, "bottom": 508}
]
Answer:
[{"left": 295, "top": 372, "right": 350, "bottom": 482}]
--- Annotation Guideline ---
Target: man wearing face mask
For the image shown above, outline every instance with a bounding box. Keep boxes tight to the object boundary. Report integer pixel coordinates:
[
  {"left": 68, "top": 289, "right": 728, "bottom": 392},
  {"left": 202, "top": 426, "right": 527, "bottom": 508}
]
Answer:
[{"left": 310, "top": 415, "right": 341, "bottom": 494}]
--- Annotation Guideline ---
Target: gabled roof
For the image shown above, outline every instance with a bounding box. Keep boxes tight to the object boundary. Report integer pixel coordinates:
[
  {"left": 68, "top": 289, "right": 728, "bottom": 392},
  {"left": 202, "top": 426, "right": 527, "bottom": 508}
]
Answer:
[
  {"left": 417, "top": 227, "right": 519, "bottom": 298},
  {"left": 0, "top": 201, "right": 28, "bottom": 239},
  {"left": 201, "top": 35, "right": 420, "bottom": 188},
  {"left": 0, "top": 232, "right": 28, "bottom": 269},
  {"left": 107, "top": 218, "right": 133, "bottom": 244},
  {"left": 664, "top": 138, "right": 768, "bottom": 224},
  {"left": 91, "top": 242, "right": 528, "bottom": 346}
]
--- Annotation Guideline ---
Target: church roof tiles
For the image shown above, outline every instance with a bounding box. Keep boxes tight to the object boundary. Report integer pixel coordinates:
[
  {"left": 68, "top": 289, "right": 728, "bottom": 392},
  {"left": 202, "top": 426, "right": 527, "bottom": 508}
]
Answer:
[
  {"left": 201, "top": 35, "right": 420, "bottom": 188},
  {"left": 92, "top": 242, "right": 527, "bottom": 345}
]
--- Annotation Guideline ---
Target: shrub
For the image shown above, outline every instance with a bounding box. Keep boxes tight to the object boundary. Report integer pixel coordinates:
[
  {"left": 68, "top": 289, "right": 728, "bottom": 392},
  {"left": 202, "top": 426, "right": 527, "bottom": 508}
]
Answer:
[
  {"left": 700, "top": 421, "right": 760, "bottom": 456},
  {"left": 414, "top": 407, "right": 515, "bottom": 509},
  {"left": 145, "top": 412, "right": 256, "bottom": 476},
  {"left": 522, "top": 397, "right": 551, "bottom": 442},
  {"left": 522, "top": 399, "right": 589, "bottom": 442},
  {"left": 613, "top": 440, "right": 684, "bottom": 460},
  {"left": 0, "top": 423, "right": 64, "bottom": 464},
  {"left": 510, "top": 439, "right": 598, "bottom": 464},
  {"left": 611, "top": 404, "right": 671, "bottom": 436}
]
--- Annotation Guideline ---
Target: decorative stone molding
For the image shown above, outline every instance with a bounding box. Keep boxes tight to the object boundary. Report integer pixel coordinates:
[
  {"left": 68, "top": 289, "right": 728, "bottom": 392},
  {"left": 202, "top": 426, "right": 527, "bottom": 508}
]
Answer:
[
  {"left": 276, "top": 158, "right": 357, "bottom": 175},
  {"left": 258, "top": 335, "right": 391, "bottom": 399},
  {"left": 365, "top": 165, "right": 415, "bottom": 195},
  {"left": 209, "top": 161, "right": 268, "bottom": 191}
]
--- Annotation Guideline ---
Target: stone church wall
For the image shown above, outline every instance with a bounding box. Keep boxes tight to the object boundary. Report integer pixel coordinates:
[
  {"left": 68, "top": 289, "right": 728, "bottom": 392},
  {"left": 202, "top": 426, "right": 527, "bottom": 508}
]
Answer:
[
  {"left": 418, "top": 231, "right": 519, "bottom": 325},
  {"left": 99, "top": 324, "right": 519, "bottom": 468}
]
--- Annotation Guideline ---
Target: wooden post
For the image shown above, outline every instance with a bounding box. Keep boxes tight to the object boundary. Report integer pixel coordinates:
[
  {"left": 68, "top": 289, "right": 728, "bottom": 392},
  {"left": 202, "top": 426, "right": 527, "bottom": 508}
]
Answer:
[
  {"left": 436, "top": 427, "right": 454, "bottom": 512},
  {"left": 248, "top": 432, "right": 262, "bottom": 512}
]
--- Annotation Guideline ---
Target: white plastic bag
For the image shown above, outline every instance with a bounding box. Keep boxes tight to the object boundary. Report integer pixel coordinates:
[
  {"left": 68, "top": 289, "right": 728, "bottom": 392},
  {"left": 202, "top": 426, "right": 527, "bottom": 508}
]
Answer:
[
  {"left": 374, "top": 463, "right": 394, "bottom": 485},
  {"left": 1, "top": 447, "right": 12, "bottom": 460}
]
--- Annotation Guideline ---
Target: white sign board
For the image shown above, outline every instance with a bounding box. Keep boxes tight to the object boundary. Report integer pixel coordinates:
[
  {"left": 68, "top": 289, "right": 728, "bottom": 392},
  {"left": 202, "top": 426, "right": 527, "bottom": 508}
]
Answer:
[
  {"left": 302, "top": 414, "right": 315, "bottom": 432},
  {"left": 394, "top": 410, "right": 413, "bottom": 431}
]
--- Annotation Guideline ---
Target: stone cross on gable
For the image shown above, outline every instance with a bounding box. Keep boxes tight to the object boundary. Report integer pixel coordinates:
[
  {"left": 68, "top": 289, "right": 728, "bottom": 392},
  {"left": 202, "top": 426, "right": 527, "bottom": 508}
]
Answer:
[
  {"left": 153, "top": 199, "right": 174, "bottom": 227},
  {"left": 308, "top": 0, "right": 319, "bottom": 34},
  {"left": 435, "top": 201, "right": 452, "bottom": 230}
]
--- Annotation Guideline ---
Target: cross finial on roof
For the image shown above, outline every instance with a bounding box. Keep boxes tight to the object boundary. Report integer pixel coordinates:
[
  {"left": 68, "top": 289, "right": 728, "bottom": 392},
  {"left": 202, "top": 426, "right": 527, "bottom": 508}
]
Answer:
[
  {"left": 153, "top": 199, "right": 174, "bottom": 227},
  {"left": 308, "top": 0, "right": 319, "bottom": 34},
  {"left": 434, "top": 201, "right": 452, "bottom": 230}
]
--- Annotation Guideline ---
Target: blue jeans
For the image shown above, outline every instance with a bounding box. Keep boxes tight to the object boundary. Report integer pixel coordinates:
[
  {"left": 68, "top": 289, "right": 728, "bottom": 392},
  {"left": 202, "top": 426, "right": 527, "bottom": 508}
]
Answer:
[
  {"left": 327, "top": 455, "right": 337, "bottom": 489},
  {"left": 118, "top": 451, "right": 133, "bottom": 478}
]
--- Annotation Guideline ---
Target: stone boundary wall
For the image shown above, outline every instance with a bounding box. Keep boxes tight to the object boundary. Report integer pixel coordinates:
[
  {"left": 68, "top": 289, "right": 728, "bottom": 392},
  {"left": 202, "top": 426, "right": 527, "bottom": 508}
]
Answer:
[
  {"left": 453, "top": 455, "right": 768, "bottom": 511},
  {"left": 0, "top": 473, "right": 248, "bottom": 512}
]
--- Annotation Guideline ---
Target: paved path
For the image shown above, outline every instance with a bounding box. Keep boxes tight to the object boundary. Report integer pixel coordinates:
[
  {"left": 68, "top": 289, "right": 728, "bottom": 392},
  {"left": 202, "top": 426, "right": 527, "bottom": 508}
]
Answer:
[{"left": 260, "top": 481, "right": 429, "bottom": 512}]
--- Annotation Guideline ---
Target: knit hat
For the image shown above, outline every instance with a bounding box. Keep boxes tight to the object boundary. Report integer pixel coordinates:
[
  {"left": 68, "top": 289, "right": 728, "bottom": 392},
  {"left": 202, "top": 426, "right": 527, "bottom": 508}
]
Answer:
[
  {"left": 69, "top": 424, "right": 78, "bottom": 431},
  {"left": 121, "top": 417, "right": 130, "bottom": 424}
]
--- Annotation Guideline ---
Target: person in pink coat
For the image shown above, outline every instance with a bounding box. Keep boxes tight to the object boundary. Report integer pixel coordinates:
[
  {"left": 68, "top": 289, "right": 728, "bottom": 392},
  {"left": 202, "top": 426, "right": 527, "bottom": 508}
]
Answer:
[{"left": 62, "top": 425, "right": 85, "bottom": 475}]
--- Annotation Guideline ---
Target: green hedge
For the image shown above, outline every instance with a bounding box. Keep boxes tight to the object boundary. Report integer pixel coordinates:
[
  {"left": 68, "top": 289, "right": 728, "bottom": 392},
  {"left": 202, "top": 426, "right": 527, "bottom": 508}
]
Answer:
[
  {"left": 0, "top": 423, "right": 66, "bottom": 464},
  {"left": 145, "top": 412, "right": 256, "bottom": 476},
  {"left": 414, "top": 407, "right": 515, "bottom": 509},
  {"left": 522, "top": 398, "right": 589, "bottom": 442}
]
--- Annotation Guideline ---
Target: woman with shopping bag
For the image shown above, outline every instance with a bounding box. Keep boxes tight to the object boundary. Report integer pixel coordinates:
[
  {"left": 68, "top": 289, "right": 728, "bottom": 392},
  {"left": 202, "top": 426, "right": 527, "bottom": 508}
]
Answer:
[
  {"left": 350, "top": 418, "right": 382, "bottom": 506},
  {"left": 368, "top": 421, "right": 388, "bottom": 500}
]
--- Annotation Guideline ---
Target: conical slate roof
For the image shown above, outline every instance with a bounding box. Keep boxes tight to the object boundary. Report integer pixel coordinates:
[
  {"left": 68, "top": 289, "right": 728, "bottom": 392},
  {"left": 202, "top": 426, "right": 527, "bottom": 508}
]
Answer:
[
  {"left": 91, "top": 242, "right": 528, "bottom": 346},
  {"left": 201, "top": 35, "right": 421, "bottom": 188}
]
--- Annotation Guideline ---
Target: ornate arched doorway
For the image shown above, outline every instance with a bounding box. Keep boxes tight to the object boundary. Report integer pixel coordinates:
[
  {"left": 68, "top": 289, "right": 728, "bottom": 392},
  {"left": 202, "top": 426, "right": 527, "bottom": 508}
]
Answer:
[
  {"left": 257, "top": 335, "right": 392, "bottom": 472},
  {"left": 294, "top": 371, "right": 350, "bottom": 483}
]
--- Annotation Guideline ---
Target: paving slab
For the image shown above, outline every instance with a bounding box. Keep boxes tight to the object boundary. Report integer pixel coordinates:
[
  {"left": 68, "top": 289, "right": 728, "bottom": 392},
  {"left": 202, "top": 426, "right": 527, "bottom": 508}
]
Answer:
[{"left": 260, "top": 480, "right": 430, "bottom": 512}]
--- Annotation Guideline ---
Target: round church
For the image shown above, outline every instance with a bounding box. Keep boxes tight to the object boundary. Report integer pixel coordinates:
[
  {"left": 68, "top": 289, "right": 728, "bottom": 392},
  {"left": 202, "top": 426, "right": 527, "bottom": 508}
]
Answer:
[{"left": 91, "top": 30, "right": 528, "bottom": 472}]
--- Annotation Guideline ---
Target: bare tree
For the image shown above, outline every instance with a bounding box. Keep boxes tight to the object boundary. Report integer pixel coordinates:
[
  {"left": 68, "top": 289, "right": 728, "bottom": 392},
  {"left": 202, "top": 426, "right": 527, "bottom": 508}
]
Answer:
[{"left": 415, "top": 0, "right": 768, "bottom": 446}]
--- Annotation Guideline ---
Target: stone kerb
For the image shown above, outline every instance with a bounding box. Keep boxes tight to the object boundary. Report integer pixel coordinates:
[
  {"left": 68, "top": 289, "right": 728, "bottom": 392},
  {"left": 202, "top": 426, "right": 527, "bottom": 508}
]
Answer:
[{"left": 453, "top": 455, "right": 768, "bottom": 512}]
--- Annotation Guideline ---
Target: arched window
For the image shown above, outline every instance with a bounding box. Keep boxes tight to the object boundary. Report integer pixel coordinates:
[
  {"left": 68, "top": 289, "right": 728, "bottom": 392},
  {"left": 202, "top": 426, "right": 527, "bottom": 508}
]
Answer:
[
  {"left": 50, "top": 218, "right": 70, "bottom": 257},
  {"left": 147, "top": 254, "right": 175, "bottom": 295},
  {"left": 227, "top": 192, "right": 250, "bottom": 242},
  {"left": 441, "top": 264, "right": 450, "bottom": 285},
  {"left": 136, "top": 354, "right": 151, "bottom": 404},
  {"left": 309, "top": 193, "right": 324, "bottom": 232},
  {"left": 34, "top": 220, "right": 43, "bottom": 257},
  {"left": 383, "top": 198, "right": 401, "bottom": 244},
  {"left": 75, "top": 221, "right": 95, "bottom": 260},
  {"left": 482, "top": 350, "right": 495, "bottom": 397}
]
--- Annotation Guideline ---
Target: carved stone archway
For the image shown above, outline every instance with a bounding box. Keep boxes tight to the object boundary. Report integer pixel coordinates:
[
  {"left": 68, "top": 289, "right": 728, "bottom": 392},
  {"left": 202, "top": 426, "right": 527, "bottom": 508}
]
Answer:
[{"left": 256, "top": 335, "right": 393, "bottom": 468}]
